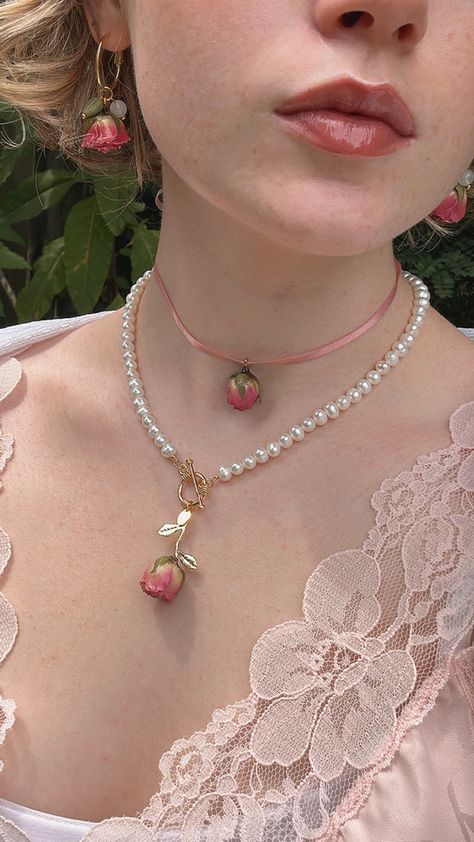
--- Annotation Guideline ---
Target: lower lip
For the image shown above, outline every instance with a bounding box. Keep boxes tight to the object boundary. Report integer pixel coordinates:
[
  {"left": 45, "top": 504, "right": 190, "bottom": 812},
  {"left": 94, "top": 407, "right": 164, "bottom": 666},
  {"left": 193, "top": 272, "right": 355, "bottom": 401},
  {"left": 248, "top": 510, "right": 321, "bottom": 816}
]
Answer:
[{"left": 274, "top": 109, "right": 412, "bottom": 157}]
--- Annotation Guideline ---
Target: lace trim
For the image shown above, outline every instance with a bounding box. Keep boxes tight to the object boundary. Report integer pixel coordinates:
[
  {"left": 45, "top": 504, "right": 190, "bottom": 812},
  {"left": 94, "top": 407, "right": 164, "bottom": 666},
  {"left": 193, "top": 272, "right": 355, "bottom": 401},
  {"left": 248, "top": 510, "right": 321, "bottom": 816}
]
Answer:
[
  {"left": 0, "top": 349, "right": 472, "bottom": 842},
  {"left": 135, "top": 397, "right": 474, "bottom": 842},
  {"left": 0, "top": 357, "right": 23, "bottom": 771}
]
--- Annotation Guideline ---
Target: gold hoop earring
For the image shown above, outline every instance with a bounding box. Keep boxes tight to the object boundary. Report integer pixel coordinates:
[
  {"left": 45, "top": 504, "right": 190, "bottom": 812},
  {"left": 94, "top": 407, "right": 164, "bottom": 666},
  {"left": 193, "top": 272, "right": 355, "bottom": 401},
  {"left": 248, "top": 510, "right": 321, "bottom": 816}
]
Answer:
[{"left": 80, "top": 38, "right": 131, "bottom": 154}]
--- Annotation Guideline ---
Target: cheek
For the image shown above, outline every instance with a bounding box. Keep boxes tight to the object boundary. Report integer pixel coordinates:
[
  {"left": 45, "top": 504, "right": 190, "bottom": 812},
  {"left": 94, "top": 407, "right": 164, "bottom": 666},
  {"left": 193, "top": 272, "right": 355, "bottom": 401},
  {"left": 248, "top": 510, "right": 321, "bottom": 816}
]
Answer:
[
  {"left": 411, "top": 13, "right": 474, "bottom": 184},
  {"left": 129, "top": 2, "right": 253, "bottom": 157},
  {"left": 128, "top": 0, "right": 285, "bottom": 182}
]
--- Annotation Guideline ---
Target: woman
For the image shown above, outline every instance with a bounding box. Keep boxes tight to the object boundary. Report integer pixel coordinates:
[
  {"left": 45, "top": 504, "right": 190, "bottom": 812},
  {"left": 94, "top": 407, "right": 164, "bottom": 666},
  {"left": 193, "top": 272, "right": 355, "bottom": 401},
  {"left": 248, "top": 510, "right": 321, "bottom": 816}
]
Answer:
[{"left": 0, "top": 0, "right": 472, "bottom": 839}]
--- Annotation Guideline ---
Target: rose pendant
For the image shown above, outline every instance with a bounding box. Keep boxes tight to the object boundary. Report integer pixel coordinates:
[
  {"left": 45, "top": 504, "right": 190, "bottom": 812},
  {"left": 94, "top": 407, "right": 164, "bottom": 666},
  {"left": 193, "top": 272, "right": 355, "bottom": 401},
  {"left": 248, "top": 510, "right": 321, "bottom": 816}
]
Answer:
[
  {"left": 226, "top": 359, "right": 264, "bottom": 411},
  {"left": 140, "top": 459, "right": 209, "bottom": 603}
]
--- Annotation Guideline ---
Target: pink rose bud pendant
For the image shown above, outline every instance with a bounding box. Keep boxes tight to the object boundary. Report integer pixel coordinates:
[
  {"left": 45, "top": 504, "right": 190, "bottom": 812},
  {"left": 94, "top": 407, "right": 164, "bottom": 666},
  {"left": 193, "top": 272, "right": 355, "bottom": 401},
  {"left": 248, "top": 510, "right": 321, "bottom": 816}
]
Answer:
[
  {"left": 141, "top": 507, "right": 198, "bottom": 602},
  {"left": 226, "top": 360, "right": 264, "bottom": 411},
  {"left": 80, "top": 97, "right": 131, "bottom": 154}
]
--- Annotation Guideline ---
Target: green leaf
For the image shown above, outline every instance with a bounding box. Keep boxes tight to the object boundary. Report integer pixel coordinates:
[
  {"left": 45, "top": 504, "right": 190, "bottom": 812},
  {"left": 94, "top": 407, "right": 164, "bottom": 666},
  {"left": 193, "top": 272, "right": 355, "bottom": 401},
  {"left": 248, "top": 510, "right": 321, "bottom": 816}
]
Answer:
[
  {"left": 0, "top": 241, "right": 30, "bottom": 269},
  {"left": 116, "top": 275, "right": 130, "bottom": 291},
  {"left": 0, "top": 223, "right": 24, "bottom": 245},
  {"left": 131, "top": 224, "right": 159, "bottom": 281},
  {"left": 64, "top": 195, "right": 113, "bottom": 313},
  {"left": 0, "top": 145, "right": 21, "bottom": 186},
  {"left": 0, "top": 297, "right": 5, "bottom": 318},
  {"left": 0, "top": 169, "right": 75, "bottom": 224},
  {"left": 93, "top": 168, "right": 139, "bottom": 236},
  {"left": 106, "top": 292, "right": 125, "bottom": 310},
  {"left": 0, "top": 105, "right": 28, "bottom": 185},
  {"left": 15, "top": 237, "right": 65, "bottom": 321}
]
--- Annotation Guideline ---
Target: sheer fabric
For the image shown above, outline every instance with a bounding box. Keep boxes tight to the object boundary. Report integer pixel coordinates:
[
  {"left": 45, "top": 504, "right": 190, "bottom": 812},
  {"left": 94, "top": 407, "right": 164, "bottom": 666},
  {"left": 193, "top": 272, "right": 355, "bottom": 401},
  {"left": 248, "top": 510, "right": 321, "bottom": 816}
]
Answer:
[{"left": 0, "top": 313, "right": 472, "bottom": 841}]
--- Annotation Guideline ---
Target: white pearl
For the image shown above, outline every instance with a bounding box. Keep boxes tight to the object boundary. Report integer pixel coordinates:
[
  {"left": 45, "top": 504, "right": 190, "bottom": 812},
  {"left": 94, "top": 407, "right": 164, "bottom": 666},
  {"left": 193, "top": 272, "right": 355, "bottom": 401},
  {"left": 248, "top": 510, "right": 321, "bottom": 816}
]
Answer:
[
  {"left": 357, "top": 379, "right": 372, "bottom": 395},
  {"left": 290, "top": 425, "right": 305, "bottom": 441},
  {"left": 336, "top": 395, "right": 350, "bottom": 411},
  {"left": 385, "top": 351, "right": 399, "bottom": 366},
  {"left": 110, "top": 98, "right": 128, "bottom": 119},
  {"left": 325, "top": 402, "right": 339, "bottom": 419},
  {"left": 267, "top": 441, "right": 281, "bottom": 457},
  {"left": 121, "top": 269, "right": 432, "bottom": 487},
  {"left": 346, "top": 387, "right": 362, "bottom": 403},
  {"left": 313, "top": 409, "right": 328, "bottom": 425},
  {"left": 367, "top": 370, "right": 382, "bottom": 385},
  {"left": 459, "top": 168, "right": 474, "bottom": 187},
  {"left": 218, "top": 466, "right": 232, "bottom": 481},
  {"left": 412, "top": 306, "right": 426, "bottom": 318},
  {"left": 161, "top": 443, "right": 176, "bottom": 458},
  {"left": 392, "top": 341, "right": 407, "bottom": 356}
]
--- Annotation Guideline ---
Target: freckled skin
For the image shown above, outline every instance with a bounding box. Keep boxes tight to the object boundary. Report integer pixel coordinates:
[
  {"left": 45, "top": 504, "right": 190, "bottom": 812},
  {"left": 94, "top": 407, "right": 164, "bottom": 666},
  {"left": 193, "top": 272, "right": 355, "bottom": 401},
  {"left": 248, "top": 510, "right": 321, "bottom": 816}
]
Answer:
[{"left": 117, "top": 0, "right": 474, "bottom": 253}]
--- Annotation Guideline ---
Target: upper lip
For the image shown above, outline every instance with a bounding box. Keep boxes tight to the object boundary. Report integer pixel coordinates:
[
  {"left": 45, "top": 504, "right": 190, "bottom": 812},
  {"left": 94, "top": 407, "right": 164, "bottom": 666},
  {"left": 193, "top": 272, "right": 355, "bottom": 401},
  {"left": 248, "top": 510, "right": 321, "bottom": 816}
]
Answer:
[{"left": 274, "top": 78, "right": 416, "bottom": 137}]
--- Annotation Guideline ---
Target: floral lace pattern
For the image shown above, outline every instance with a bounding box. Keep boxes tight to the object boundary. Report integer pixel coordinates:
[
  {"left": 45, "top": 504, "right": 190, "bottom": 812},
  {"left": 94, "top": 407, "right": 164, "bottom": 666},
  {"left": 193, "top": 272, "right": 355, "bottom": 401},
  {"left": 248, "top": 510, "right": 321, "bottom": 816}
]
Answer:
[{"left": 0, "top": 349, "right": 472, "bottom": 841}]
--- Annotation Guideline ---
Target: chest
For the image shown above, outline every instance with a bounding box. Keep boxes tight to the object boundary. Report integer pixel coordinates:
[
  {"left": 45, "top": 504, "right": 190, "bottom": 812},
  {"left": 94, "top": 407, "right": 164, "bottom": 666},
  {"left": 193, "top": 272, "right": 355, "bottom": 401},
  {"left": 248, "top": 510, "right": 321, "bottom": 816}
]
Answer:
[{"left": 0, "top": 374, "right": 452, "bottom": 822}]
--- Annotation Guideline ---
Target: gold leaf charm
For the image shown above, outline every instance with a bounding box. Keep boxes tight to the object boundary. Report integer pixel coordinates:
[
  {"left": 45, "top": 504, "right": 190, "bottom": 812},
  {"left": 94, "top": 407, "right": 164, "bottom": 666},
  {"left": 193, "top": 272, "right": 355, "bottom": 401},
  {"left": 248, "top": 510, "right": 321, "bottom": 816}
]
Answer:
[
  {"left": 177, "top": 551, "right": 198, "bottom": 570},
  {"left": 158, "top": 522, "right": 181, "bottom": 535},
  {"left": 157, "top": 507, "right": 198, "bottom": 572}
]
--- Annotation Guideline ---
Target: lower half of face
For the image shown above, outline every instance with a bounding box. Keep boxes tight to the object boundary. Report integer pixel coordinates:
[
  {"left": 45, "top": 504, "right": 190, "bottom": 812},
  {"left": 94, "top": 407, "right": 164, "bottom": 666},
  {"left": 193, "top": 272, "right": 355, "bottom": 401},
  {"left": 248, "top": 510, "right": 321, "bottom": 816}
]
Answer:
[{"left": 129, "top": 0, "right": 474, "bottom": 256}]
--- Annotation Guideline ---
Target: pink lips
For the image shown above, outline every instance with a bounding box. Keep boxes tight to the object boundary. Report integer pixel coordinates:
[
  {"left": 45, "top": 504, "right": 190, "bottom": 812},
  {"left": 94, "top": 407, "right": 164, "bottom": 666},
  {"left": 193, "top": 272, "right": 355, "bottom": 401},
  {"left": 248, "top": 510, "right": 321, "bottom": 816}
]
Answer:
[{"left": 273, "top": 78, "right": 416, "bottom": 157}]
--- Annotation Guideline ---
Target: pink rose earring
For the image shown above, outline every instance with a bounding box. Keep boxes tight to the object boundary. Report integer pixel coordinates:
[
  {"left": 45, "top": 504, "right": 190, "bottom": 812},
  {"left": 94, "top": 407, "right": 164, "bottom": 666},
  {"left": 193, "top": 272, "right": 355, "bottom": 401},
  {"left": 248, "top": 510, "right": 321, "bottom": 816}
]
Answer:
[
  {"left": 80, "top": 39, "right": 131, "bottom": 154},
  {"left": 430, "top": 168, "right": 473, "bottom": 223}
]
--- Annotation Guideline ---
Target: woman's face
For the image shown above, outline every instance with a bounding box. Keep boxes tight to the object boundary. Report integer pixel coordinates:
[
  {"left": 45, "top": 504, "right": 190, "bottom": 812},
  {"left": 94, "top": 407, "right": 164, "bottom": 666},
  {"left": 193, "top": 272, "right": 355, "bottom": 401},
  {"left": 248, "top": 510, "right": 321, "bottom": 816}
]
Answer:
[{"left": 124, "top": 0, "right": 474, "bottom": 254}]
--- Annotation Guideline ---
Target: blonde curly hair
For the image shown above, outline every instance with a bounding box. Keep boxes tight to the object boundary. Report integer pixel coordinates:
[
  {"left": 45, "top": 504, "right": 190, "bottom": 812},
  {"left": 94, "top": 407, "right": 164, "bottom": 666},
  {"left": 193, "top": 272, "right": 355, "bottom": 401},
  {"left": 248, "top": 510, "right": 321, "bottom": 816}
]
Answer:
[
  {"left": 0, "top": 0, "right": 471, "bottom": 228},
  {"left": 0, "top": 0, "right": 161, "bottom": 186}
]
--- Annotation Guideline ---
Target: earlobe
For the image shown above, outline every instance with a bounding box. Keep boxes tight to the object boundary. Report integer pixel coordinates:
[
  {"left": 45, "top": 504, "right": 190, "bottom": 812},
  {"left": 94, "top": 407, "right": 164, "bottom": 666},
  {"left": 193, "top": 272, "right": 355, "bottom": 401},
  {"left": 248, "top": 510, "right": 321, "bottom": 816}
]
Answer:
[{"left": 82, "top": 0, "right": 131, "bottom": 52}]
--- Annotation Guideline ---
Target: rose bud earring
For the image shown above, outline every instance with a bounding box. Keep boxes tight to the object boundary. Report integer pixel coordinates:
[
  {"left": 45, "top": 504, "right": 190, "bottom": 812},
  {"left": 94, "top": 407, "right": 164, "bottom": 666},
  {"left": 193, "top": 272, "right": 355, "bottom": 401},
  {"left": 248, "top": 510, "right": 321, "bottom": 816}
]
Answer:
[
  {"left": 430, "top": 168, "right": 474, "bottom": 223},
  {"left": 80, "top": 38, "right": 131, "bottom": 154}
]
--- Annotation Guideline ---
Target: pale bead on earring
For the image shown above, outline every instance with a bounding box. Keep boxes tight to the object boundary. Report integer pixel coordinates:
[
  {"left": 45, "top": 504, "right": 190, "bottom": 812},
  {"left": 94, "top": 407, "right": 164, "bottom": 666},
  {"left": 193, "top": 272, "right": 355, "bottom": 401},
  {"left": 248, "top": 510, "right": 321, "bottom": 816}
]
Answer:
[{"left": 430, "top": 167, "right": 474, "bottom": 224}]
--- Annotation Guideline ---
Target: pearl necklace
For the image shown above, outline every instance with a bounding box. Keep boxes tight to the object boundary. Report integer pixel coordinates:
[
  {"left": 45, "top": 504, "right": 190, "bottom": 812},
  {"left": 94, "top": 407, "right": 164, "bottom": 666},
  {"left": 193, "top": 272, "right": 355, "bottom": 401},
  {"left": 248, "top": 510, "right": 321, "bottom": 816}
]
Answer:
[{"left": 122, "top": 268, "right": 430, "bottom": 602}]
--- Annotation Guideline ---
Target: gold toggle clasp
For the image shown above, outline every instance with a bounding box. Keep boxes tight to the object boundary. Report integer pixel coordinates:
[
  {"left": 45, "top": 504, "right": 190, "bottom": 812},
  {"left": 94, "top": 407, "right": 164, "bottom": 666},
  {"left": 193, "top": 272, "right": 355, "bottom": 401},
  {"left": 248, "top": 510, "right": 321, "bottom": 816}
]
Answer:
[{"left": 177, "top": 458, "right": 210, "bottom": 510}]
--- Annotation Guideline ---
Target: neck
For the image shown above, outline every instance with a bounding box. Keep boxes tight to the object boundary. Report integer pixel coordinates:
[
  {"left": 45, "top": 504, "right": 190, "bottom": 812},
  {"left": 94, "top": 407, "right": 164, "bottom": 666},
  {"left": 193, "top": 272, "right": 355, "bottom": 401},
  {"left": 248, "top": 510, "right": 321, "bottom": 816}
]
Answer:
[{"left": 130, "top": 179, "right": 417, "bottom": 442}]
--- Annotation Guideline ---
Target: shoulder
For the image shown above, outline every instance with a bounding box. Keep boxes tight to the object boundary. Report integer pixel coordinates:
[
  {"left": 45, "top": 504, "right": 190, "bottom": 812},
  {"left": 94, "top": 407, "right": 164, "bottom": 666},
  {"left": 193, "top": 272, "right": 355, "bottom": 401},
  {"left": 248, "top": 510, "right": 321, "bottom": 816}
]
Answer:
[{"left": 0, "top": 309, "right": 117, "bottom": 421}]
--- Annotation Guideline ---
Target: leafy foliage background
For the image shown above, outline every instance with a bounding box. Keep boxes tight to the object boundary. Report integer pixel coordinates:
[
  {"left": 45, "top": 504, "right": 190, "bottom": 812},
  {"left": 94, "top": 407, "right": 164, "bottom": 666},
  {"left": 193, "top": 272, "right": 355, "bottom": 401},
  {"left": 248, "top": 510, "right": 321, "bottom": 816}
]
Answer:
[{"left": 0, "top": 105, "right": 473, "bottom": 328}]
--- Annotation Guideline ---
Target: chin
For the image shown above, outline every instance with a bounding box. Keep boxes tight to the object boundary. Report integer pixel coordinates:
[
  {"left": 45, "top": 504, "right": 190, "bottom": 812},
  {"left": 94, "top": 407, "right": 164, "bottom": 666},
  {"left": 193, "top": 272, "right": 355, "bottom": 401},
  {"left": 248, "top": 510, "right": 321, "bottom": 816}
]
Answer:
[{"left": 232, "top": 182, "right": 408, "bottom": 254}]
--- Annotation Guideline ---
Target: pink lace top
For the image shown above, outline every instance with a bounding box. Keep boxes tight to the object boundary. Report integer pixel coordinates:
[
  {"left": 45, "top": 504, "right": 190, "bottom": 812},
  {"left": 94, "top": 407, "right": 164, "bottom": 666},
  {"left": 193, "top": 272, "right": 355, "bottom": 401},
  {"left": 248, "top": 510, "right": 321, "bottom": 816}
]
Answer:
[{"left": 0, "top": 314, "right": 473, "bottom": 842}]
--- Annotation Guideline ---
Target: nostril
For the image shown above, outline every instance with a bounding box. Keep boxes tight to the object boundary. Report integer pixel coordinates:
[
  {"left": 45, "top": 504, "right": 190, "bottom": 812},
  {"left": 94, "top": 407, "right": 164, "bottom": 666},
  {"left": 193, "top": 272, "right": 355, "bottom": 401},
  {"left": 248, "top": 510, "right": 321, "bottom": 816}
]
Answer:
[
  {"left": 340, "top": 11, "right": 372, "bottom": 28},
  {"left": 398, "top": 22, "right": 416, "bottom": 41}
]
